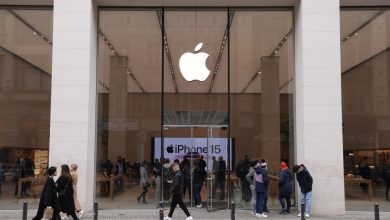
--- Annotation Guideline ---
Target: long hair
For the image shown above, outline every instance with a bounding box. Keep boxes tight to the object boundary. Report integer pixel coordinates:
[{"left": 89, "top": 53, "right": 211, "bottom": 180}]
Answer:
[{"left": 61, "top": 164, "right": 73, "bottom": 183}]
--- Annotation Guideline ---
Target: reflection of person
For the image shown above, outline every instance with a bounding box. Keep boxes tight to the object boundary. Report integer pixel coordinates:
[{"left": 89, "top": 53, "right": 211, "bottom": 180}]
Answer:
[
  {"left": 57, "top": 164, "right": 79, "bottom": 220},
  {"left": 212, "top": 156, "right": 226, "bottom": 200},
  {"left": 137, "top": 161, "right": 150, "bottom": 204},
  {"left": 193, "top": 160, "right": 206, "bottom": 208},
  {"left": 278, "top": 162, "right": 292, "bottom": 215},
  {"left": 293, "top": 164, "right": 313, "bottom": 218},
  {"left": 381, "top": 160, "right": 390, "bottom": 201},
  {"left": 163, "top": 163, "right": 193, "bottom": 220},
  {"left": 70, "top": 164, "right": 83, "bottom": 218},
  {"left": 358, "top": 156, "right": 370, "bottom": 192},
  {"left": 32, "top": 166, "right": 61, "bottom": 220}
]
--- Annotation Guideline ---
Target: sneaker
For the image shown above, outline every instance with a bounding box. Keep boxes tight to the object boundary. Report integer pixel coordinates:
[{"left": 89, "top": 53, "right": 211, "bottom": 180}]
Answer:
[
  {"left": 185, "top": 216, "right": 193, "bottom": 220},
  {"left": 77, "top": 210, "right": 84, "bottom": 218},
  {"left": 164, "top": 217, "right": 172, "bottom": 220},
  {"left": 255, "top": 213, "right": 261, "bottom": 218},
  {"left": 297, "top": 213, "right": 301, "bottom": 217},
  {"left": 279, "top": 209, "right": 287, "bottom": 215},
  {"left": 263, "top": 208, "right": 270, "bottom": 213},
  {"left": 251, "top": 210, "right": 256, "bottom": 216},
  {"left": 305, "top": 213, "right": 311, "bottom": 218},
  {"left": 196, "top": 204, "right": 202, "bottom": 208},
  {"left": 261, "top": 213, "right": 268, "bottom": 218}
]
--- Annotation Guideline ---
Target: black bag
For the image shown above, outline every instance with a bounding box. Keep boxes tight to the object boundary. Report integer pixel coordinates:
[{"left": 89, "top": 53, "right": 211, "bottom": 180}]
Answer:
[{"left": 58, "top": 184, "right": 67, "bottom": 198}]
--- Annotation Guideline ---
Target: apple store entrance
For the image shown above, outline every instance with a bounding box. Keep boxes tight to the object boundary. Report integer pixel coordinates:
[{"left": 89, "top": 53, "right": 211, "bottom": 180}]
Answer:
[{"left": 96, "top": 7, "right": 295, "bottom": 212}]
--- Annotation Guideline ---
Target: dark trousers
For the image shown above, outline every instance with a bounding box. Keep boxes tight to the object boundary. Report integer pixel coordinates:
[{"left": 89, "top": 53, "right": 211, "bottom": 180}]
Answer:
[
  {"left": 138, "top": 184, "right": 149, "bottom": 202},
  {"left": 386, "top": 181, "right": 390, "bottom": 200},
  {"left": 193, "top": 182, "right": 202, "bottom": 205},
  {"left": 255, "top": 192, "right": 266, "bottom": 214},
  {"left": 263, "top": 193, "right": 268, "bottom": 210},
  {"left": 182, "top": 179, "right": 191, "bottom": 200},
  {"left": 242, "top": 179, "right": 251, "bottom": 201},
  {"left": 168, "top": 194, "right": 191, "bottom": 218},
  {"left": 212, "top": 178, "right": 225, "bottom": 200},
  {"left": 279, "top": 195, "right": 291, "bottom": 210}
]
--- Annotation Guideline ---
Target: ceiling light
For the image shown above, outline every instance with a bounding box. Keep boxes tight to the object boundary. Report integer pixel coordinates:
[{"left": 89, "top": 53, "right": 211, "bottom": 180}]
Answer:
[{"left": 33, "top": 32, "right": 37, "bottom": 35}]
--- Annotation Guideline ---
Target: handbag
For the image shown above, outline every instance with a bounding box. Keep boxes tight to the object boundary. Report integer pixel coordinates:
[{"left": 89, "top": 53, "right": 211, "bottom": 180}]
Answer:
[{"left": 43, "top": 206, "right": 53, "bottom": 219}]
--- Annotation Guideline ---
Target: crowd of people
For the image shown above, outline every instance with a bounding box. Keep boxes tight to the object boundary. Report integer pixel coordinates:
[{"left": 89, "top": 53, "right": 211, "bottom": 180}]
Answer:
[{"left": 32, "top": 164, "right": 84, "bottom": 220}]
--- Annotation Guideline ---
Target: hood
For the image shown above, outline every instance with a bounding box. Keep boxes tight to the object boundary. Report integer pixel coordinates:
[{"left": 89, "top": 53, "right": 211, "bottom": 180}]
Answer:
[{"left": 254, "top": 166, "right": 263, "bottom": 174}]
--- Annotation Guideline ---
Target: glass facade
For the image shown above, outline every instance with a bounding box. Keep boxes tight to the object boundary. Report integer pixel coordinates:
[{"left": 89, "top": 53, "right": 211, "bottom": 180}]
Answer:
[
  {"left": 341, "top": 9, "right": 390, "bottom": 211},
  {"left": 96, "top": 8, "right": 294, "bottom": 211},
  {"left": 0, "top": 8, "right": 53, "bottom": 209}
]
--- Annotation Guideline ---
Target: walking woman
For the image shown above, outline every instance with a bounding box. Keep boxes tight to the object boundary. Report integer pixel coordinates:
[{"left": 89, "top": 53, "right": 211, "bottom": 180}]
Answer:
[
  {"left": 278, "top": 162, "right": 293, "bottom": 214},
  {"left": 137, "top": 161, "right": 150, "bottom": 204},
  {"left": 32, "top": 166, "right": 61, "bottom": 220},
  {"left": 70, "top": 164, "right": 83, "bottom": 218},
  {"left": 57, "top": 164, "right": 79, "bottom": 220}
]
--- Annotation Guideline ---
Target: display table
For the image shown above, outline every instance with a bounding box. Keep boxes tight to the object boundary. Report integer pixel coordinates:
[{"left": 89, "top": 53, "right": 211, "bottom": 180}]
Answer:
[
  {"left": 17, "top": 177, "right": 46, "bottom": 198},
  {"left": 97, "top": 174, "right": 126, "bottom": 199},
  {"left": 344, "top": 177, "right": 373, "bottom": 201}
]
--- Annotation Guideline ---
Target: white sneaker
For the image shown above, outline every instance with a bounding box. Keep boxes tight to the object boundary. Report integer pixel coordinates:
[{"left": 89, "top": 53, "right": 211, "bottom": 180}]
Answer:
[
  {"left": 255, "top": 213, "right": 261, "bottom": 218},
  {"left": 185, "top": 216, "right": 193, "bottom": 220},
  {"left": 261, "top": 213, "right": 268, "bottom": 218},
  {"left": 297, "top": 212, "right": 301, "bottom": 217},
  {"left": 77, "top": 210, "right": 84, "bottom": 218},
  {"left": 164, "top": 217, "right": 172, "bottom": 220},
  {"left": 305, "top": 213, "right": 311, "bottom": 218},
  {"left": 196, "top": 204, "right": 202, "bottom": 208}
]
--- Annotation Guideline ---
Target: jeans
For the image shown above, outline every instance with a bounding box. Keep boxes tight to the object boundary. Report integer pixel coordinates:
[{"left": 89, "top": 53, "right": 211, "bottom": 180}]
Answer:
[
  {"left": 212, "top": 178, "right": 225, "bottom": 200},
  {"left": 250, "top": 186, "right": 256, "bottom": 212},
  {"left": 263, "top": 193, "right": 268, "bottom": 210},
  {"left": 193, "top": 183, "right": 202, "bottom": 205},
  {"left": 300, "top": 191, "right": 312, "bottom": 215},
  {"left": 255, "top": 192, "right": 266, "bottom": 214},
  {"left": 168, "top": 194, "right": 191, "bottom": 218},
  {"left": 279, "top": 195, "right": 291, "bottom": 210}
]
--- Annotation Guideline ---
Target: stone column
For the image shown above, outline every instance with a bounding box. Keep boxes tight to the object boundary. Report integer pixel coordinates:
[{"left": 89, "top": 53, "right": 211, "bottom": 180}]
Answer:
[
  {"left": 50, "top": 0, "right": 97, "bottom": 211},
  {"left": 295, "top": 0, "right": 345, "bottom": 215},
  {"left": 260, "top": 56, "right": 280, "bottom": 175},
  {"left": 108, "top": 56, "right": 128, "bottom": 161}
]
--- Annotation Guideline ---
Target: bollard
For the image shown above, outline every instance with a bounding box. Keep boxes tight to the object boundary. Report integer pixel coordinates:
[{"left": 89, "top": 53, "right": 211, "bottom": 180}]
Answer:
[
  {"left": 159, "top": 201, "right": 164, "bottom": 220},
  {"left": 22, "top": 201, "right": 27, "bottom": 220},
  {"left": 231, "top": 201, "right": 235, "bottom": 220},
  {"left": 93, "top": 201, "right": 98, "bottom": 220},
  {"left": 374, "top": 203, "right": 380, "bottom": 220},
  {"left": 301, "top": 203, "right": 305, "bottom": 220}
]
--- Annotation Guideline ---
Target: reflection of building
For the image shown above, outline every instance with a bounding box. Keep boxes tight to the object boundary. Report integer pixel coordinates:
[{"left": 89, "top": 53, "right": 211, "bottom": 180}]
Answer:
[{"left": 0, "top": 0, "right": 390, "bottom": 216}]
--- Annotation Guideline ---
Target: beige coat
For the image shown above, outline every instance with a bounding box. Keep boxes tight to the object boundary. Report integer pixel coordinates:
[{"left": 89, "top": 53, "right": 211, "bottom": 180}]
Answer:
[{"left": 71, "top": 171, "right": 82, "bottom": 211}]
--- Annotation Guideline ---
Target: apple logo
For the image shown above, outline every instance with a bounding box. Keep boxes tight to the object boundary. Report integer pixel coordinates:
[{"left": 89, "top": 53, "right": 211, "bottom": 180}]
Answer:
[
  {"left": 167, "top": 144, "right": 174, "bottom": 153},
  {"left": 179, "top": 43, "right": 210, "bottom": 81}
]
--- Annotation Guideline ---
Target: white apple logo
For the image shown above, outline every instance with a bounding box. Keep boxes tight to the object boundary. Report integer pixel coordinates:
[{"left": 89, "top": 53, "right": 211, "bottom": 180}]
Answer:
[{"left": 179, "top": 43, "right": 210, "bottom": 82}]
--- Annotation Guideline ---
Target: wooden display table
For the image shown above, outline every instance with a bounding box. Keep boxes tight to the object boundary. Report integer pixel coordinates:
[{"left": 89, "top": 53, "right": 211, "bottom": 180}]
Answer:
[
  {"left": 17, "top": 177, "right": 46, "bottom": 198},
  {"left": 97, "top": 174, "right": 126, "bottom": 199},
  {"left": 344, "top": 177, "right": 373, "bottom": 201}
]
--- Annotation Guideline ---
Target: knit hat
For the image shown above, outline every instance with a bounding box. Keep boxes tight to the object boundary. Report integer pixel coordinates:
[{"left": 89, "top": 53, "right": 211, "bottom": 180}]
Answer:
[{"left": 280, "top": 162, "right": 288, "bottom": 169}]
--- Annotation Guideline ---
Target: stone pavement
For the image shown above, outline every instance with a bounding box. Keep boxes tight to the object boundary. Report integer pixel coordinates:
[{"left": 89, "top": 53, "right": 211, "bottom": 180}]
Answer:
[{"left": 0, "top": 209, "right": 389, "bottom": 220}]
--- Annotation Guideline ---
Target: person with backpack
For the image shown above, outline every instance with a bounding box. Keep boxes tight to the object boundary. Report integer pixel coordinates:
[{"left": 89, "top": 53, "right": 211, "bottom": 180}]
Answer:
[
  {"left": 163, "top": 162, "right": 193, "bottom": 220},
  {"left": 293, "top": 164, "right": 313, "bottom": 218},
  {"left": 278, "top": 162, "right": 293, "bottom": 214},
  {"left": 212, "top": 156, "right": 226, "bottom": 200},
  {"left": 254, "top": 162, "right": 269, "bottom": 218},
  {"left": 381, "top": 160, "right": 390, "bottom": 201},
  {"left": 246, "top": 160, "right": 259, "bottom": 216}
]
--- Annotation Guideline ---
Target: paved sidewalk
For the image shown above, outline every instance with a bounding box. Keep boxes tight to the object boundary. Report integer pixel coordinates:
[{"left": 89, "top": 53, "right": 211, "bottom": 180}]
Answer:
[{"left": 0, "top": 209, "right": 389, "bottom": 220}]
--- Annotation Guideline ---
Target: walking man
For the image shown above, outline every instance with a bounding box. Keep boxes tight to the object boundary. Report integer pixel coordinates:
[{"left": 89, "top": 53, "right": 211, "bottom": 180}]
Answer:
[
  {"left": 164, "top": 163, "right": 193, "bottom": 220},
  {"left": 293, "top": 164, "right": 313, "bottom": 218}
]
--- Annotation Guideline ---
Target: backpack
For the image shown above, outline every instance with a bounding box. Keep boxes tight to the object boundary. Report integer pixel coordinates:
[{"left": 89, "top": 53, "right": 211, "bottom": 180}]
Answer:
[{"left": 254, "top": 172, "right": 263, "bottom": 183}]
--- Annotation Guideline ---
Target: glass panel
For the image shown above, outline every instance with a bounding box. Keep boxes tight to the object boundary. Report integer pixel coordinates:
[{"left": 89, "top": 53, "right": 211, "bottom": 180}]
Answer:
[
  {"left": 341, "top": 9, "right": 390, "bottom": 212},
  {"left": 0, "top": 9, "right": 52, "bottom": 210},
  {"left": 96, "top": 10, "right": 162, "bottom": 209},
  {"left": 230, "top": 10, "right": 295, "bottom": 211}
]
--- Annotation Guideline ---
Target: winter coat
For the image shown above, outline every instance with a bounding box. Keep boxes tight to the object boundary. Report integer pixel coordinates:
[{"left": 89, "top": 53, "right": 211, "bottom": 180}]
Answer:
[
  {"left": 33, "top": 177, "right": 61, "bottom": 220},
  {"left": 171, "top": 170, "right": 184, "bottom": 195},
  {"left": 216, "top": 160, "right": 226, "bottom": 180},
  {"left": 56, "top": 175, "right": 76, "bottom": 214},
  {"left": 254, "top": 166, "right": 268, "bottom": 193},
  {"left": 296, "top": 168, "right": 313, "bottom": 194},
  {"left": 193, "top": 165, "right": 206, "bottom": 185},
  {"left": 279, "top": 169, "right": 293, "bottom": 196}
]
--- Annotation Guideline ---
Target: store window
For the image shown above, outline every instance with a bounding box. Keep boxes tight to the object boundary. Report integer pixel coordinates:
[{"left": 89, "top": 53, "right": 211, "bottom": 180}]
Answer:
[
  {"left": 0, "top": 8, "right": 53, "bottom": 209},
  {"left": 341, "top": 9, "right": 390, "bottom": 211}
]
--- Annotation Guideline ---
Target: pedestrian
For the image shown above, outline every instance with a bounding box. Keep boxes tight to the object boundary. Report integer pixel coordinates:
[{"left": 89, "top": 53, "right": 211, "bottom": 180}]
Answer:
[
  {"left": 57, "top": 164, "right": 79, "bottom": 220},
  {"left": 32, "top": 166, "right": 61, "bottom": 220},
  {"left": 246, "top": 160, "right": 259, "bottom": 216},
  {"left": 260, "top": 159, "right": 269, "bottom": 213},
  {"left": 381, "top": 160, "right": 390, "bottom": 201},
  {"left": 70, "top": 164, "right": 84, "bottom": 218},
  {"left": 278, "top": 162, "right": 292, "bottom": 214},
  {"left": 254, "top": 162, "right": 268, "bottom": 218},
  {"left": 193, "top": 160, "right": 206, "bottom": 208},
  {"left": 163, "top": 159, "right": 172, "bottom": 202},
  {"left": 212, "top": 156, "right": 226, "bottom": 200},
  {"left": 293, "top": 164, "right": 313, "bottom": 218},
  {"left": 153, "top": 158, "right": 162, "bottom": 203},
  {"left": 137, "top": 161, "right": 150, "bottom": 204},
  {"left": 163, "top": 162, "right": 193, "bottom": 220},
  {"left": 180, "top": 158, "right": 192, "bottom": 201}
]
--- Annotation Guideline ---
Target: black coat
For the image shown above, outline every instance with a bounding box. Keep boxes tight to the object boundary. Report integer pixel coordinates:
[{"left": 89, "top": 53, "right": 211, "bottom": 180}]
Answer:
[
  {"left": 279, "top": 170, "right": 293, "bottom": 196},
  {"left": 171, "top": 170, "right": 184, "bottom": 195},
  {"left": 296, "top": 168, "right": 313, "bottom": 194},
  {"left": 193, "top": 165, "right": 206, "bottom": 185},
  {"left": 32, "top": 177, "right": 61, "bottom": 220},
  {"left": 56, "top": 175, "right": 76, "bottom": 214}
]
